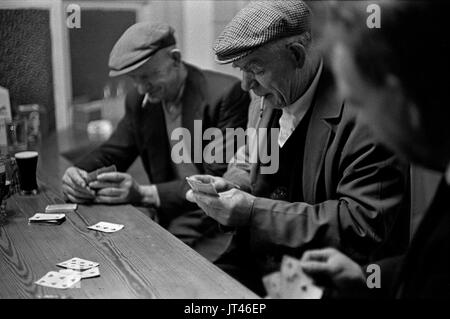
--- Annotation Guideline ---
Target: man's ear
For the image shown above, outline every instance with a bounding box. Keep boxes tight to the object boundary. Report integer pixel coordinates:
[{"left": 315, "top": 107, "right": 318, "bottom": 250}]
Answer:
[
  {"left": 169, "top": 48, "right": 182, "bottom": 66},
  {"left": 288, "top": 42, "right": 306, "bottom": 69}
]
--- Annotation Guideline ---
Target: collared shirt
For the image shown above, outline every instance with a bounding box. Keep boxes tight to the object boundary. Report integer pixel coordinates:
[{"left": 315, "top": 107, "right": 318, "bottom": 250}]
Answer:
[{"left": 278, "top": 61, "right": 323, "bottom": 148}]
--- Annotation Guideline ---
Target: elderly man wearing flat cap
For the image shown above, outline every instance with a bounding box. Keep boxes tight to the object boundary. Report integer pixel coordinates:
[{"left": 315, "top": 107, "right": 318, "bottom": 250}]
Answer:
[
  {"left": 186, "top": 0, "right": 410, "bottom": 293},
  {"left": 61, "top": 22, "right": 250, "bottom": 262}
]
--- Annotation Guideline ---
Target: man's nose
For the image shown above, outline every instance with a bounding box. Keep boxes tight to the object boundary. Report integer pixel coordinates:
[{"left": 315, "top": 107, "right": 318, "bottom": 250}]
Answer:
[{"left": 241, "top": 71, "right": 256, "bottom": 92}]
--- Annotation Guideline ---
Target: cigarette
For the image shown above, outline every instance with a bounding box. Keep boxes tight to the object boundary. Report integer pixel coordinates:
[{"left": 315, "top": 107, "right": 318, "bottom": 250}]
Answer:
[{"left": 142, "top": 93, "right": 149, "bottom": 108}]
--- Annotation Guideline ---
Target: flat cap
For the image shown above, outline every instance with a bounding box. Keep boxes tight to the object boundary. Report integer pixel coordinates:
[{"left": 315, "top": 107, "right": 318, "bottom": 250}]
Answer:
[
  {"left": 214, "top": 0, "right": 311, "bottom": 64},
  {"left": 109, "top": 22, "right": 176, "bottom": 77}
]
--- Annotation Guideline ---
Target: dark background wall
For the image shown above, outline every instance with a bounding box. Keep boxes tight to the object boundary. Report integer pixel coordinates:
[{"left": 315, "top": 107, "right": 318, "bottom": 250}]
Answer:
[
  {"left": 0, "top": 9, "right": 55, "bottom": 133},
  {"left": 69, "top": 10, "right": 136, "bottom": 102}
]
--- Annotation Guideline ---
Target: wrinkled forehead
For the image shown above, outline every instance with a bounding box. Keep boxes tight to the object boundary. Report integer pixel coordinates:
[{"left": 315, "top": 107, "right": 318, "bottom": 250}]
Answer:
[
  {"left": 231, "top": 47, "right": 270, "bottom": 70},
  {"left": 231, "top": 39, "right": 288, "bottom": 71}
]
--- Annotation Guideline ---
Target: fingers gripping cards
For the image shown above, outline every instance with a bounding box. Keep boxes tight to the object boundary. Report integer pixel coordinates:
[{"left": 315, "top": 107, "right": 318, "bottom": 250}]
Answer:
[
  {"left": 87, "top": 165, "right": 117, "bottom": 183},
  {"left": 185, "top": 177, "right": 219, "bottom": 197}
]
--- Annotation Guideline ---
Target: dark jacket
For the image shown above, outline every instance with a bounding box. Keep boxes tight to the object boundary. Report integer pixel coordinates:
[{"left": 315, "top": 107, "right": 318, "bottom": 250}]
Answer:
[
  {"left": 76, "top": 63, "right": 250, "bottom": 261},
  {"left": 373, "top": 178, "right": 450, "bottom": 299}
]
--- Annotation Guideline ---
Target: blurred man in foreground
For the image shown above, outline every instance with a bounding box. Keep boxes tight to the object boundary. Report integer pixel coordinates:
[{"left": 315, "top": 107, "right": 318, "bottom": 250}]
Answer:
[{"left": 300, "top": 1, "right": 450, "bottom": 298}]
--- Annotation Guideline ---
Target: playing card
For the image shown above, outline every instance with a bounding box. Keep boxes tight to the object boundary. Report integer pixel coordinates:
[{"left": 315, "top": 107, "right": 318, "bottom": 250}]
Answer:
[
  {"left": 280, "top": 255, "right": 323, "bottom": 299},
  {"left": 186, "top": 177, "right": 219, "bottom": 197},
  {"left": 80, "top": 266, "right": 100, "bottom": 279},
  {"left": 57, "top": 257, "right": 99, "bottom": 271},
  {"left": 58, "top": 269, "right": 81, "bottom": 276},
  {"left": 45, "top": 204, "right": 77, "bottom": 213},
  {"left": 262, "top": 271, "right": 282, "bottom": 298},
  {"left": 29, "top": 213, "right": 66, "bottom": 225},
  {"left": 35, "top": 271, "right": 81, "bottom": 289},
  {"left": 88, "top": 221, "right": 124, "bottom": 233},
  {"left": 59, "top": 266, "right": 100, "bottom": 279},
  {"left": 87, "top": 165, "right": 117, "bottom": 183},
  {"left": 294, "top": 280, "right": 324, "bottom": 299}
]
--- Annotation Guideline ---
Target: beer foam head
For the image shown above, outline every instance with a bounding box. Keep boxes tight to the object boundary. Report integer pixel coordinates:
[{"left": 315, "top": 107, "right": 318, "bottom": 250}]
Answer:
[{"left": 14, "top": 151, "right": 38, "bottom": 159}]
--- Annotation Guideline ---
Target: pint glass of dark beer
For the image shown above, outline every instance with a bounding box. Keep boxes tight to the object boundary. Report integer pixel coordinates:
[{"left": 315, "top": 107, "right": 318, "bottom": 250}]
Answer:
[{"left": 14, "top": 151, "right": 38, "bottom": 195}]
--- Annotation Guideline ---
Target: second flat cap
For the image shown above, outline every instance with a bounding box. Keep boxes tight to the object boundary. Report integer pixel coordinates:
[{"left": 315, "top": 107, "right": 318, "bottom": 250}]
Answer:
[
  {"left": 214, "top": 0, "right": 311, "bottom": 64},
  {"left": 109, "top": 22, "right": 176, "bottom": 77}
]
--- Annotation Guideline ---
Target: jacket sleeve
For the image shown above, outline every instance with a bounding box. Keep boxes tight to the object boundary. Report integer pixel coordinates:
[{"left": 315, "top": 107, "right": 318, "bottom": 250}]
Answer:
[
  {"left": 248, "top": 116, "right": 408, "bottom": 262},
  {"left": 75, "top": 93, "right": 139, "bottom": 173},
  {"left": 155, "top": 80, "right": 250, "bottom": 214}
]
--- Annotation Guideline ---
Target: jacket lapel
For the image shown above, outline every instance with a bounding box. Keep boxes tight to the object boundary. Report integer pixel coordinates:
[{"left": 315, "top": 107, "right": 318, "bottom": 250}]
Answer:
[
  {"left": 303, "top": 70, "right": 343, "bottom": 202},
  {"left": 140, "top": 101, "right": 172, "bottom": 182}
]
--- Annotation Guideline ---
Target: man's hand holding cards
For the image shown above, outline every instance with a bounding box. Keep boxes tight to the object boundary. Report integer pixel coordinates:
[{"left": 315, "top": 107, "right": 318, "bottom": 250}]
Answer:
[
  {"left": 89, "top": 168, "right": 144, "bottom": 205},
  {"left": 62, "top": 165, "right": 116, "bottom": 204},
  {"left": 186, "top": 176, "right": 220, "bottom": 197},
  {"left": 185, "top": 175, "right": 254, "bottom": 227}
]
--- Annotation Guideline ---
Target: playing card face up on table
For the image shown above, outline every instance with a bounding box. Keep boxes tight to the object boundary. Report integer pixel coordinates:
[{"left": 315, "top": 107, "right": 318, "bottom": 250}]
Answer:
[
  {"left": 88, "top": 221, "right": 124, "bottom": 233},
  {"left": 34, "top": 271, "right": 81, "bottom": 289},
  {"left": 57, "top": 257, "right": 99, "bottom": 271},
  {"left": 59, "top": 267, "right": 100, "bottom": 279},
  {"left": 45, "top": 203, "right": 77, "bottom": 213}
]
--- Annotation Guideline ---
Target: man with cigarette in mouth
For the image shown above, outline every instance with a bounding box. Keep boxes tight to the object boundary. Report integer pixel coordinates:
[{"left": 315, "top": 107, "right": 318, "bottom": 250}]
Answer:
[
  {"left": 61, "top": 22, "right": 250, "bottom": 262},
  {"left": 186, "top": 0, "right": 410, "bottom": 294}
]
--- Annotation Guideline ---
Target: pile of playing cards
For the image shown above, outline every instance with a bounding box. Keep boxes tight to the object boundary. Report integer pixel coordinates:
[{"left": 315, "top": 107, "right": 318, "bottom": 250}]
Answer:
[
  {"left": 35, "top": 257, "right": 100, "bottom": 290},
  {"left": 45, "top": 203, "right": 77, "bottom": 213},
  {"left": 263, "top": 255, "right": 323, "bottom": 299},
  {"left": 29, "top": 204, "right": 78, "bottom": 225},
  {"left": 29, "top": 213, "right": 66, "bottom": 225}
]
